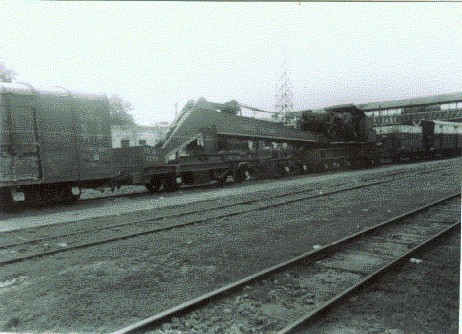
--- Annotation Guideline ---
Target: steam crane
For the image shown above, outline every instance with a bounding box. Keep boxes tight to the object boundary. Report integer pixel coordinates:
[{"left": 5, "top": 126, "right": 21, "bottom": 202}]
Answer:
[
  {"left": 298, "top": 104, "right": 376, "bottom": 143},
  {"left": 209, "top": 100, "right": 278, "bottom": 116},
  {"left": 158, "top": 98, "right": 320, "bottom": 162}
]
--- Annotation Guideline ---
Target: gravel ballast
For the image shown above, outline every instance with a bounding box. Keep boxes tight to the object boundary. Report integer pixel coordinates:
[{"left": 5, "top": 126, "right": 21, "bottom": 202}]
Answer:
[
  {"left": 0, "top": 159, "right": 460, "bottom": 332},
  {"left": 298, "top": 230, "right": 460, "bottom": 334}
]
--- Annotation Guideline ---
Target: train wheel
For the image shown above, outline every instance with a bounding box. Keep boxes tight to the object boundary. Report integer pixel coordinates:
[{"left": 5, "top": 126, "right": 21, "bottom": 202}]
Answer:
[
  {"left": 345, "top": 160, "right": 352, "bottom": 169},
  {"left": 215, "top": 170, "right": 230, "bottom": 185},
  {"left": 369, "top": 158, "right": 380, "bottom": 167},
  {"left": 331, "top": 161, "right": 340, "bottom": 170},
  {"left": 217, "top": 175, "right": 227, "bottom": 185},
  {"left": 164, "top": 176, "right": 180, "bottom": 192},
  {"left": 319, "top": 161, "right": 330, "bottom": 172},
  {"left": 351, "top": 159, "right": 364, "bottom": 169},
  {"left": 67, "top": 193, "right": 81, "bottom": 203},
  {"left": 235, "top": 166, "right": 250, "bottom": 183},
  {"left": 63, "top": 186, "right": 81, "bottom": 204},
  {"left": 24, "top": 186, "right": 57, "bottom": 206},
  {"left": 24, "top": 187, "right": 47, "bottom": 206},
  {"left": 0, "top": 187, "right": 15, "bottom": 211},
  {"left": 274, "top": 164, "right": 288, "bottom": 178},
  {"left": 145, "top": 177, "right": 162, "bottom": 193}
]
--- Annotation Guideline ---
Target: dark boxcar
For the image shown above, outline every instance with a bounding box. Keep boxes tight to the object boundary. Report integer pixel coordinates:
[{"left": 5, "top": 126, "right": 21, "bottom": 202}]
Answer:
[
  {"left": 0, "top": 83, "right": 113, "bottom": 204},
  {"left": 377, "top": 121, "right": 462, "bottom": 161},
  {"left": 426, "top": 120, "right": 462, "bottom": 156},
  {"left": 376, "top": 124, "right": 425, "bottom": 160}
]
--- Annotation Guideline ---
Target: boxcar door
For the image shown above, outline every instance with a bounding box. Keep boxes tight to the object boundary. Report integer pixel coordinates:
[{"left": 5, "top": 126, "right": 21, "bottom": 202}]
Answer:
[
  {"left": 73, "top": 97, "right": 113, "bottom": 181},
  {"left": 6, "top": 100, "right": 42, "bottom": 181}
]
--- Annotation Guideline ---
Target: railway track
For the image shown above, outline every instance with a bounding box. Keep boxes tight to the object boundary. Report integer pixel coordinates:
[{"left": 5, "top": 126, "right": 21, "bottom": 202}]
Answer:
[
  {"left": 2, "top": 162, "right": 451, "bottom": 241},
  {"left": 110, "top": 193, "right": 460, "bottom": 334},
  {"left": 0, "top": 159, "right": 453, "bottom": 221},
  {"left": 0, "top": 166, "right": 448, "bottom": 266},
  {"left": 289, "top": 226, "right": 460, "bottom": 334}
]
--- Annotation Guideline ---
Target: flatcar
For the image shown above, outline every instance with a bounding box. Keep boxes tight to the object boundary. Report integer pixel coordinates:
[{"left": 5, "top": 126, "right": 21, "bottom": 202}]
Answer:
[{"left": 111, "top": 100, "right": 380, "bottom": 193}]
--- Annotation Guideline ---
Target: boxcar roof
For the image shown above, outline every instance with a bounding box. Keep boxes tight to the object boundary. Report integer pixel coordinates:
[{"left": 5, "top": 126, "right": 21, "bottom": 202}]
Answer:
[{"left": 0, "top": 82, "right": 107, "bottom": 100}]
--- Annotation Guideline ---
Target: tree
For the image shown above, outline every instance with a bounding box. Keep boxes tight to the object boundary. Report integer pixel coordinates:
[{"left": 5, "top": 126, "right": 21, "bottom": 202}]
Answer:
[
  {"left": 0, "top": 62, "right": 16, "bottom": 83},
  {"left": 108, "top": 94, "right": 136, "bottom": 126}
]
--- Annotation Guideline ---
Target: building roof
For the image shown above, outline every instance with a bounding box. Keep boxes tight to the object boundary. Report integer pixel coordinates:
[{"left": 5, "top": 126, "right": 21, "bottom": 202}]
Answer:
[
  {"left": 358, "top": 92, "right": 462, "bottom": 111},
  {"left": 324, "top": 104, "right": 362, "bottom": 113},
  {"left": 294, "top": 92, "right": 462, "bottom": 114}
]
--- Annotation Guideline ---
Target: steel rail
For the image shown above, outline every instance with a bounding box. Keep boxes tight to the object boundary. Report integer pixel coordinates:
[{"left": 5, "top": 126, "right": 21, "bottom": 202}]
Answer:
[
  {"left": 277, "top": 219, "right": 460, "bottom": 333},
  {"left": 0, "top": 161, "right": 449, "bottom": 237},
  {"left": 0, "top": 165, "right": 425, "bottom": 238},
  {"left": 0, "top": 168, "right": 435, "bottom": 266},
  {"left": 110, "top": 192, "right": 460, "bottom": 334}
]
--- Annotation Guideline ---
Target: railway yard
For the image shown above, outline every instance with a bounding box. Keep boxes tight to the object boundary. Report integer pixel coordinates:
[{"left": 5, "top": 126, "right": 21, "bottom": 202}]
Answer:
[
  {"left": 0, "top": 157, "right": 460, "bottom": 333},
  {"left": 1, "top": 5, "right": 461, "bottom": 333}
]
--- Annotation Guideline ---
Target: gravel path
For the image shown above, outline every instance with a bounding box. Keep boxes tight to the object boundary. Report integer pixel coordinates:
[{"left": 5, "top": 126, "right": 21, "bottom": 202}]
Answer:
[{"left": 0, "top": 160, "right": 460, "bottom": 333}]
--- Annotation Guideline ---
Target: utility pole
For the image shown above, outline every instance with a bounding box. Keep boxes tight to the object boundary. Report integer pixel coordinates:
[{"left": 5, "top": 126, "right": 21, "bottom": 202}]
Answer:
[{"left": 275, "top": 58, "right": 294, "bottom": 124}]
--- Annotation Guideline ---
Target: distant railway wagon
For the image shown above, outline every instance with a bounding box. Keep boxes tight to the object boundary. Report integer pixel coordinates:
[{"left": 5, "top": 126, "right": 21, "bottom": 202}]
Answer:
[
  {"left": 0, "top": 83, "right": 113, "bottom": 206},
  {"left": 430, "top": 120, "right": 462, "bottom": 155},
  {"left": 376, "top": 120, "right": 462, "bottom": 161}
]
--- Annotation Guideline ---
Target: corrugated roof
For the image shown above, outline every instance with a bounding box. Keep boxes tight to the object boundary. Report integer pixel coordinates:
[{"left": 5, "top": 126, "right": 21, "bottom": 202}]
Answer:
[
  {"left": 294, "top": 93, "right": 462, "bottom": 114},
  {"left": 0, "top": 82, "right": 107, "bottom": 100},
  {"left": 324, "top": 104, "right": 362, "bottom": 113},
  {"left": 358, "top": 92, "right": 462, "bottom": 111}
]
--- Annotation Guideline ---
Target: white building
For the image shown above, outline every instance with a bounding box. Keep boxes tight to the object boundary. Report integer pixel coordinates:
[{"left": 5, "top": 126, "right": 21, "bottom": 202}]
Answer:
[{"left": 111, "top": 123, "right": 170, "bottom": 148}]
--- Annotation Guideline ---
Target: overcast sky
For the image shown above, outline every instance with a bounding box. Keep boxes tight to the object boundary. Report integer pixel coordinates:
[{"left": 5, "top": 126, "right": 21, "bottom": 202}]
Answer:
[{"left": 0, "top": 3, "right": 460, "bottom": 125}]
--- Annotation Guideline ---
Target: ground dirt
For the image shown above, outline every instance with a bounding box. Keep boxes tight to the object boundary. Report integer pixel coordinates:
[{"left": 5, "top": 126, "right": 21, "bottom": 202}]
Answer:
[{"left": 0, "top": 159, "right": 460, "bottom": 333}]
